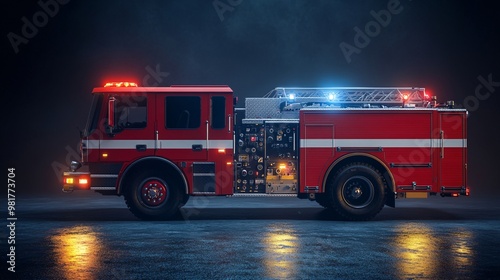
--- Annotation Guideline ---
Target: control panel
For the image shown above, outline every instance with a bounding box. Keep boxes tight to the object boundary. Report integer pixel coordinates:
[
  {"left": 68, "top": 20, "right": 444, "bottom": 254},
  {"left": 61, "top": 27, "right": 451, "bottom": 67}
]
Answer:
[
  {"left": 234, "top": 120, "right": 298, "bottom": 194},
  {"left": 264, "top": 122, "right": 298, "bottom": 194},
  {"left": 235, "top": 123, "right": 266, "bottom": 193}
]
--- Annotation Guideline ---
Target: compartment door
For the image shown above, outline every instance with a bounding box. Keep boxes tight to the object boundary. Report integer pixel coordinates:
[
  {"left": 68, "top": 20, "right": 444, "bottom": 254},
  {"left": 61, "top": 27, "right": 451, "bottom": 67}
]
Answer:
[{"left": 439, "top": 112, "right": 467, "bottom": 192}]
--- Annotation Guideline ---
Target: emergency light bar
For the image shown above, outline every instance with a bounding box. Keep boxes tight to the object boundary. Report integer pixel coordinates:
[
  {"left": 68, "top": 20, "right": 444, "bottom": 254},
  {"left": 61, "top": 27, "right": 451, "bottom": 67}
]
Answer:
[{"left": 104, "top": 82, "right": 138, "bottom": 87}]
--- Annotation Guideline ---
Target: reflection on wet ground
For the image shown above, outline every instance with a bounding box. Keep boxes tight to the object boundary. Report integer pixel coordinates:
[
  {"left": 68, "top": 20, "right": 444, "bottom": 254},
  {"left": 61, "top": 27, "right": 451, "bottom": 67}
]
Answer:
[
  {"left": 50, "top": 226, "right": 103, "bottom": 280},
  {"left": 4, "top": 195, "right": 500, "bottom": 279},
  {"left": 394, "top": 223, "right": 439, "bottom": 278},
  {"left": 393, "top": 223, "right": 481, "bottom": 279},
  {"left": 15, "top": 220, "right": 499, "bottom": 279},
  {"left": 263, "top": 226, "right": 298, "bottom": 279}
]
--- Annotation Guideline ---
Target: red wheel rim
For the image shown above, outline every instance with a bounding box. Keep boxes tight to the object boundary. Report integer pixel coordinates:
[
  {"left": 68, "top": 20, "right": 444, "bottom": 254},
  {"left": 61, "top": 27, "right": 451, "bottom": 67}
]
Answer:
[{"left": 140, "top": 179, "right": 168, "bottom": 206}]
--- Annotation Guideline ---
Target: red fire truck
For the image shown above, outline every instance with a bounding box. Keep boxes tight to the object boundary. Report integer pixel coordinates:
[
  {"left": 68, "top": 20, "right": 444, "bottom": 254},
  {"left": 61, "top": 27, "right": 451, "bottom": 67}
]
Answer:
[{"left": 62, "top": 83, "right": 469, "bottom": 220}]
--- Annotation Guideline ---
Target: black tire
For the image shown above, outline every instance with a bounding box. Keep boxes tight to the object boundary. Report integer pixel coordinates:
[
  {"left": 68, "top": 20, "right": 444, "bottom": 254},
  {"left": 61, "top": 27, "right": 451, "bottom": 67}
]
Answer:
[
  {"left": 315, "top": 193, "right": 332, "bottom": 208},
  {"left": 326, "top": 162, "right": 386, "bottom": 221},
  {"left": 179, "top": 193, "right": 190, "bottom": 207},
  {"left": 124, "top": 171, "right": 182, "bottom": 220}
]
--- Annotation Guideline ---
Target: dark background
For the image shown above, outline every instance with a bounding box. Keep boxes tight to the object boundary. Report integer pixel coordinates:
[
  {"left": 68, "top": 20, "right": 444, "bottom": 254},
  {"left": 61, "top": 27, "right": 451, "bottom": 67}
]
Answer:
[{"left": 2, "top": 0, "right": 499, "bottom": 197}]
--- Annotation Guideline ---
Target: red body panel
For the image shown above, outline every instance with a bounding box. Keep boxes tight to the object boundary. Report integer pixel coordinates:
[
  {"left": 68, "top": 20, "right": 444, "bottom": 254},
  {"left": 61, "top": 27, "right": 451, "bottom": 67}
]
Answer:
[{"left": 299, "top": 108, "right": 467, "bottom": 194}]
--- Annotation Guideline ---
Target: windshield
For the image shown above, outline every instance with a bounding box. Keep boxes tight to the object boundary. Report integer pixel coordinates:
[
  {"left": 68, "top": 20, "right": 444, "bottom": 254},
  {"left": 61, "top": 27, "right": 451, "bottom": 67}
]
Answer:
[{"left": 84, "top": 93, "right": 103, "bottom": 137}]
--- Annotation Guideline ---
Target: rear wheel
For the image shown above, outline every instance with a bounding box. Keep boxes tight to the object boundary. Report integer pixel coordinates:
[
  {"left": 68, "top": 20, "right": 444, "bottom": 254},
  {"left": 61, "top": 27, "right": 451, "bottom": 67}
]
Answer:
[
  {"left": 125, "top": 172, "right": 182, "bottom": 220},
  {"left": 326, "top": 162, "right": 386, "bottom": 221}
]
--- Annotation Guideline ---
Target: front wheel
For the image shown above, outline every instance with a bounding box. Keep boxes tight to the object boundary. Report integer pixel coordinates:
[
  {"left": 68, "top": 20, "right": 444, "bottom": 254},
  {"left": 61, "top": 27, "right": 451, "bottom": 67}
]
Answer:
[
  {"left": 326, "top": 162, "right": 386, "bottom": 221},
  {"left": 125, "top": 172, "right": 182, "bottom": 220}
]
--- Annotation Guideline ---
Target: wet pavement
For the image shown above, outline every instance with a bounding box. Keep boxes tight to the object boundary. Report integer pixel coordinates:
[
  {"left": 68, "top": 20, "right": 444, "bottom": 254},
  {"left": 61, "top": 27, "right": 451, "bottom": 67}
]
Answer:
[{"left": 2, "top": 193, "right": 500, "bottom": 279}]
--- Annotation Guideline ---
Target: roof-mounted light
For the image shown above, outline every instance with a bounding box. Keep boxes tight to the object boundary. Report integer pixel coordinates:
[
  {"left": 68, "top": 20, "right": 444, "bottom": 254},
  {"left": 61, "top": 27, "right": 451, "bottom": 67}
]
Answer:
[
  {"left": 328, "top": 93, "right": 335, "bottom": 101},
  {"left": 104, "top": 82, "right": 138, "bottom": 87},
  {"left": 423, "top": 90, "right": 431, "bottom": 100},
  {"left": 289, "top": 93, "right": 295, "bottom": 100}
]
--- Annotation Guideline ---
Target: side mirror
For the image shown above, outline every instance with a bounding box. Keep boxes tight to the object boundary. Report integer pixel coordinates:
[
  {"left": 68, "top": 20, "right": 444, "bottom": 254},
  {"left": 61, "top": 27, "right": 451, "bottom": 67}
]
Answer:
[
  {"left": 107, "top": 97, "right": 116, "bottom": 134},
  {"left": 108, "top": 97, "right": 116, "bottom": 127}
]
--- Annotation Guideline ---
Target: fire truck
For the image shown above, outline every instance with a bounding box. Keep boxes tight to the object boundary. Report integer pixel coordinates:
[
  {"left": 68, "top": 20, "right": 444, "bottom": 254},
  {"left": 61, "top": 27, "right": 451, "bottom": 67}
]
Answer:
[{"left": 62, "top": 82, "right": 469, "bottom": 220}]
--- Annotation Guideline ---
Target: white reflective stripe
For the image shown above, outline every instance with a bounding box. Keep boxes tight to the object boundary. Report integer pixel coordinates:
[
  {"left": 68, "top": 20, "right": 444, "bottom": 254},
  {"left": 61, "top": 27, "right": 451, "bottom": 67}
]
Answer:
[
  {"left": 301, "top": 139, "right": 334, "bottom": 148},
  {"left": 158, "top": 140, "right": 233, "bottom": 149},
  {"left": 300, "top": 139, "right": 467, "bottom": 148},
  {"left": 100, "top": 140, "right": 156, "bottom": 149},
  {"left": 88, "top": 140, "right": 100, "bottom": 149},
  {"left": 90, "top": 174, "right": 118, "bottom": 178},
  {"left": 337, "top": 139, "right": 432, "bottom": 148},
  {"left": 430, "top": 139, "right": 467, "bottom": 147},
  {"left": 90, "top": 187, "right": 116, "bottom": 190},
  {"left": 159, "top": 140, "right": 203, "bottom": 149},
  {"left": 209, "top": 140, "right": 233, "bottom": 149},
  {"left": 443, "top": 139, "right": 467, "bottom": 148},
  {"left": 88, "top": 140, "right": 233, "bottom": 149}
]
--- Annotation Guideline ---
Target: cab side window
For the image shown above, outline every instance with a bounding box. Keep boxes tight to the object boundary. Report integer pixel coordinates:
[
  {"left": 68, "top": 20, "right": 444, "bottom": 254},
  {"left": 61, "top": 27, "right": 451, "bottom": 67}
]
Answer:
[
  {"left": 115, "top": 96, "right": 147, "bottom": 129},
  {"left": 211, "top": 96, "right": 226, "bottom": 129},
  {"left": 165, "top": 96, "right": 201, "bottom": 129}
]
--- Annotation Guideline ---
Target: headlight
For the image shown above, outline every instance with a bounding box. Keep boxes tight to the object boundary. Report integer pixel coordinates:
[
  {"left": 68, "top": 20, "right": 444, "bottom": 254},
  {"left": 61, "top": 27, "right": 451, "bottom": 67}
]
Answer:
[{"left": 70, "top": 161, "right": 82, "bottom": 172}]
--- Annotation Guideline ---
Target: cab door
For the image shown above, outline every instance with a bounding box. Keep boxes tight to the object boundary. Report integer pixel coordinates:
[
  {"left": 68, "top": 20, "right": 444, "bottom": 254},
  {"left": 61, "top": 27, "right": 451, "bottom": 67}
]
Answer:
[
  {"left": 206, "top": 94, "right": 234, "bottom": 195},
  {"left": 155, "top": 92, "right": 234, "bottom": 194},
  {"left": 155, "top": 94, "right": 208, "bottom": 161},
  {"left": 207, "top": 94, "right": 233, "bottom": 162},
  {"left": 99, "top": 93, "right": 156, "bottom": 162}
]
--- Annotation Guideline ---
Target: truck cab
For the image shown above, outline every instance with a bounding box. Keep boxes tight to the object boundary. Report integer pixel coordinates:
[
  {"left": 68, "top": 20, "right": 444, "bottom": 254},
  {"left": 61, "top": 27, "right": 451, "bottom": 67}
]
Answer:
[{"left": 63, "top": 83, "right": 234, "bottom": 219}]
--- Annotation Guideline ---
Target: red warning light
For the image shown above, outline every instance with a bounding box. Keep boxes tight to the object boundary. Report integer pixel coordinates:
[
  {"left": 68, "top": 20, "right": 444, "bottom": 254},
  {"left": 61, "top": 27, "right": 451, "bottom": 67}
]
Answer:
[
  {"left": 424, "top": 89, "right": 431, "bottom": 99},
  {"left": 104, "top": 82, "right": 138, "bottom": 87}
]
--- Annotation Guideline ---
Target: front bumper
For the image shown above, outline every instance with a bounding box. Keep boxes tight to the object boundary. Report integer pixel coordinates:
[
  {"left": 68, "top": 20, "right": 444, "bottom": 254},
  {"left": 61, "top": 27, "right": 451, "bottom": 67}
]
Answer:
[{"left": 62, "top": 171, "right": 91, "bottom": 192}]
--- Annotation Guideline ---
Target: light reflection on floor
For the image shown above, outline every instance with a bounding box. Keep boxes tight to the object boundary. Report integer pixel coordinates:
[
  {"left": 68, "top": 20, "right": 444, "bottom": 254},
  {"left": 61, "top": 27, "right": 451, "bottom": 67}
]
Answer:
[
  {"left": 394, "top": 223, "right": 438, "bottom": 278},
  {"left": 50, "top": 226, "right": 102, "bottom": 280},
  {"left": 262, "top": 224, "right": 299, "bottom": 279},
  {"left": 393, "top": 223, "right": 475, "bottom": 279},
  {"left": 450, "top": 229, "right": 474, "bottom": 271}
]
